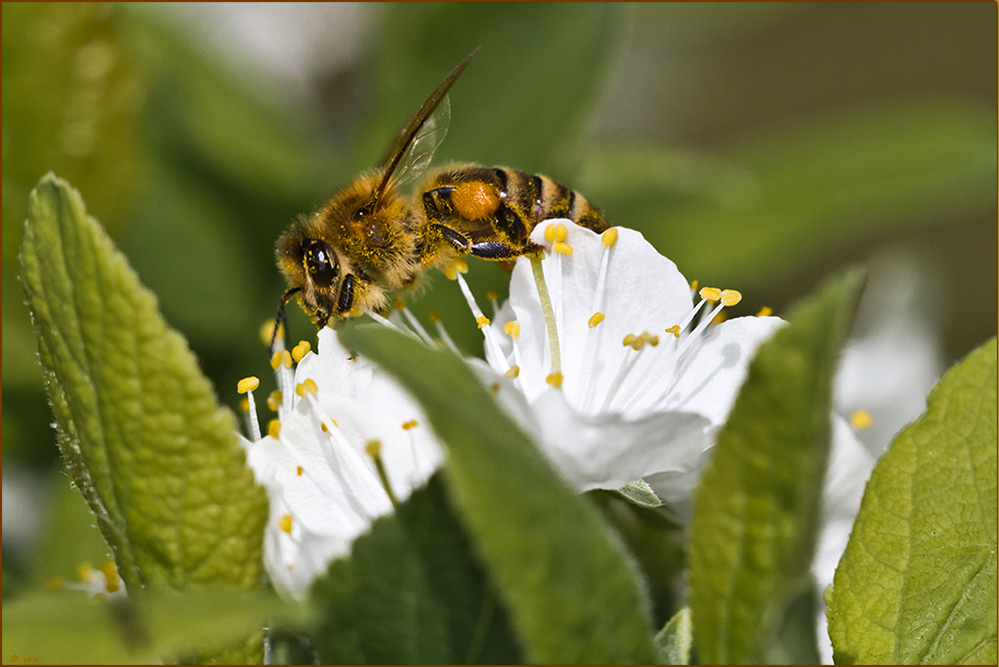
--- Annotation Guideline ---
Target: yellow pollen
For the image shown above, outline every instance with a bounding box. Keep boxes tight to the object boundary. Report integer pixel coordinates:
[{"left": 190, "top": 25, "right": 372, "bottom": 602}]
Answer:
[
  {"left": 665, "top": 325, "right": 681, "bottom": 338},
  {"left": 267, "top": 390, "right": 283, "bottom": 411},
  {"left": 365, "top": 439, "right": 382, "bottom": 458},
  {"left": 77, "top": 562, "right": 94, "bottom": 582},
  {"left": 643, "top": 332, "right": 660, "bottom": 347},
  {"left": 394, "top": 297, "right": 406, "bottom": 310},
  {"left": 622, "top": 333, "right": 637, "bottom": 347},
  {"left": 260, "top": 319, "right": 284, "bottom": 347},
  {"left": 487, "top": 290, "right": 499, "bottom": 301},
  {"left": 237, "top": 376, "right": 260, "bottom": 394},
  {"left": 402, "top": 419, "right": 418, "bottom": 430},
  {"left": 756, "top": 306, "right": 773, "bottom": 317},
  {"left": 296, "top": 466, "right": 303, "bottom": 476},
  {"left": 428, "top": 311, "right": 440, "bottom": 322},
  {"left": 476, "top": 315, "right": 491, "bottom": 329},
  {"left": 601, "top": 227, "right": 618, "bottom": 248},
  {"left": 850, "top": 409, "right": 874, "bottom": 430},
  {"left": 296, "top": 378, "right": 318, "bottom": 397},
  {"left": 700, "top": 286, "right": 722, "bottom": 302},
  {"left": 544, "top": 223, "right": 557, "bottom": 242},
  {"left": 239, "top": 398, "right": 249, "bottom": 413},
  {"left": 505, "top": 365, "right": 520, "bottom": 378},
  {"left": 267, "top": 419, "right": 281, "bottom": 438},
  {"left": 503, "top": 321, "right": 521, "bottom": 338},
  {"left": 546, "top": 372, "right": 564, "bottom": 389},
  {"left": 588, "top": 312, "right": 605, "bottom": 328},
  {"left": 720, "top": 289, "right": 742, "bottom": 307},
  {"left": 689, "top": 279, "right": 699, "bottom": 292},
  {"left": 101, "top": 561, "right": 121, "bottom": 593},
  {"left": 555, "top": 222, "right": 568, "bottom": 242},
  {"left": 291, "top": 340, "right": 312, "bottom": 363},
  {"left": 279, "top": 514, "right": 293, "bottom": 533},
  {"left": 553, "top": 241, "right": 573, "bottom": 256}
]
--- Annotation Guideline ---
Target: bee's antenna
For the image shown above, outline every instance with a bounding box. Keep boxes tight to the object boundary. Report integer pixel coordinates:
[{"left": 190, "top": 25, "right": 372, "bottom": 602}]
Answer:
[{"left": 269, "top": 287, "right": 301, "bottom": 357}]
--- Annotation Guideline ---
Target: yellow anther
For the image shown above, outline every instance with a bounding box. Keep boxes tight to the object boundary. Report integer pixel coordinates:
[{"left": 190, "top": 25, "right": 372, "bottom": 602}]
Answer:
[
  {"left": 622, "top": 333, "right": 637, "bottom": 347},
  {"left": 642, "top": 332, "right": 660, "bottom": 347},
  {"left": 260, "top": 319, "right": 284, "bottom": 347},
  {"left": 665, "top": 324, "right": 681, "bottom": 338},
  {"left": 428, "top": 311, "right": 441, "bottom": 322},
  {"left": 402, "top": 419, "right": 418, "bottom": 430},
  {"left": 444, "top": 266, "right": 457, "bottom": 280},
  {"left": 279, "top": 514, "right": 293, "bottom": 534},
  {"left": 267, "top": 390, "right": 283, "bottom": 412},
  {"left": 700, "top": 287, "right": 722, "bottom": 302},
  {"left": 546, "top": 372, "right": 564, "bottom": 389},
  {"left": 101, "top": 561, "right": 120, "bottom": 593},
  {"left": 505, "top": 365, "right": 521, "bottom": 379},
  {"left": 270, "top": 350, "right": 292, "bottom": 370},
  {"left": 77, "top": 562, "right": 94, "bottom": 582},
  {"left": 555, "top": 222, "right": 568, "bottom": 242},
  {"left": 850, "top": 409, "right": 874, "bottom": 431},
  {"left": 487, "top": 290, "right": 499, "bottom": 301},
  {"left": 321, "top": 419, "right": 339, "bottom": 432},
  {"left": 267, "top": 419, "right": 281, "bottom": 438},
  {"left": 544, "top": 223, "right": 557, "bottom": 242},
  {"left": 394, "top": 297, "right": 406, "bottom": 311},
  {"left": 720, "top": 289, "right": 742, "bottom": 307},
  {"left": 588, "top": 312, "right": 605, "bottom": 328},
  {"left": 553, "top": 241, "right": 573, "bottom": 256},
  {"left": 296, "top": 378, "right": 318, "bottom": 397},
  {"left": 712, "top": 311, "right": 727, "bottom": 325},
  {"left": 239, "top": 398, "right": 249, "bottom": 413},
  {"left": 601, "top": 227, "right": 619, "bottom": 248},
  {"left": 46, "top": 577, "right": 66, "bottom": 590},
  {"left": 503, "top": 321, "right": 521, "bottom": 338},
  {"left": 296, "top": 466, "right": 303, "bottom": 476},
  {"left": 476, "top": 315, "right": 491, "bottom": 329},
  {"left": 489, "top": 383, "right": 501, "bottom": 396},
  {"left": 689, "top": 279, "right": 699, "bottom": 292},
  {"left": 237, "top": 376, "right": 260, "bottom": 394},
  {"left": 291, "top": 341, "right": 312, "bottom": 363},
  {"left": 365, "top": 439, "right": 382, "bottom": 458},
  {"left": 756, "top": 306, "right": 773, "bottom": 317}
]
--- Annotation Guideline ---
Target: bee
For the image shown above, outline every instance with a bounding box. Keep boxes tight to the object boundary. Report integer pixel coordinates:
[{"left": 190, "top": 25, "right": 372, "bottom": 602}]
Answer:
[{"left": 273, "top": 49, "right": 607, "bottom": 348}]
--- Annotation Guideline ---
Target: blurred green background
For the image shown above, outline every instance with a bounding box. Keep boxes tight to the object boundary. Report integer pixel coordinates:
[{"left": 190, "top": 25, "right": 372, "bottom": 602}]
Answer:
[{"left": 3, "top": 3, "right": 995, "bottom": 594}]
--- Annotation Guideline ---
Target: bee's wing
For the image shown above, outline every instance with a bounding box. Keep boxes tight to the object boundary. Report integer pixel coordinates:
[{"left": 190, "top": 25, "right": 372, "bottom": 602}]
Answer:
[
  {"left": 371, "top": 48, "right": 478, "bottom": 206},
  {"left": 378, "top": 95, "right": 450, "bottom": 197}
]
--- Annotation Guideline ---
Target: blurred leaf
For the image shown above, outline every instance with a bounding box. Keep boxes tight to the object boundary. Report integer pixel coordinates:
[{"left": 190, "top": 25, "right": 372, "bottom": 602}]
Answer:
[
  {"left": 827, "top": 337, "right": 997, "bottom": 665},
  {"left": 2, "top": 3, "right": 146, "bottom": 262},
  {"left": 617, "top": 479, "right": 665, "bottom": 508},
  {"left": 341, "top": 323, "right": 658, "bottom": 664},
  {"left": 18, "top": 174, "right": 267, "bottom": 593},
  {"left": 366, "top": 4, "right": 623, "bottom": 177},
  {"left": 688, "top": 268, "right": 865, "bottom": 664},
  {"left": 311, "top": 474, "right": 522, "bottom": 664},
  {"left": 655, "top": 607, "right": 694, "bottom": 665},
  {"left": 580, "top": 102, "right": 997, "bottom": 287},
  {"left": 1, "top": 588, "right": 307, "bottom": 665}
]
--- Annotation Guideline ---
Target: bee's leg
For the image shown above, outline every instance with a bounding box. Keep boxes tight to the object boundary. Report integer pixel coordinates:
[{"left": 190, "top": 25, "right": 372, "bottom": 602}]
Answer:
[
  {"left": 337, "top": 274, "right": 356, "bottom": 314},
  {"left": 470, "top": 239, "right": 545, "bottom": 260},
  {"left": 270, "top": 287, "right": 301, "bottom": 357},
  {"left": 431, "top": 223, "right": 472, "bottom": 253}
]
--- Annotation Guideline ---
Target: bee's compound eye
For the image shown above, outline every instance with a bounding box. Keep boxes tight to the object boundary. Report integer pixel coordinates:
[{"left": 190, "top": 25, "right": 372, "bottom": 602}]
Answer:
[{"left": 304, "top": 240, "right": 338, "bottom": 289}]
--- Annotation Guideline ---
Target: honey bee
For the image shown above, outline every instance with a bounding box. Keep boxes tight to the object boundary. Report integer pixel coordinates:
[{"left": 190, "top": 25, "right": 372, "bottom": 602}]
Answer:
[{"left": 273, "top": 49, "right": 607, "bottom": 347}]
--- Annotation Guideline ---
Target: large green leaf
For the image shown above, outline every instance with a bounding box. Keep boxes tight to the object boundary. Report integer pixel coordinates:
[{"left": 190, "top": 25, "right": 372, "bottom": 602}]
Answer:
[
  {"left": 341, "top": 323, "right": 658, "bottom": 664},
  {"left": 18, "top": 174, "right": 267, "bottom": 593},
  {"left": 827, "top": 337, "right": 997, "bottom": 665},
  {"left": 310, "top": 474, "right": 522, "bottom": 664},
  {"left": 688, "top": 268, "right": 865, "bottom": 664},
  {"left": 1, "top": 588, "right": 306, "bottom": 665}
]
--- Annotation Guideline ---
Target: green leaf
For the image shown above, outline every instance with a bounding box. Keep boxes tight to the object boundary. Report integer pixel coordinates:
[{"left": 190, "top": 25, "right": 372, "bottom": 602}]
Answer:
[
  {"left": 688, "top": 268, "right": 866, "bottom": 664},
  {"left": 341, "top": 323, "right": 658, "bottom": 664},
  {"left": 617, "top": 479, "right": 665, "bottom": 508},
  {"left": 17, "top": 174, "right": 268, "bottom": 593},
  {"left": 827, "top": 337, "right": 997, "bottom": 665},
  {"left": 654, "top": 607, "right": 694, "bottom": 665},
  {"left": 310, "top": 474, "right": 522, "bottom": 664},
  {"left": 1, "top": 588, "right": 307, "bottom": 665},
  {"left": 580, "top": 102, "right": 997, "bottom": 287}
]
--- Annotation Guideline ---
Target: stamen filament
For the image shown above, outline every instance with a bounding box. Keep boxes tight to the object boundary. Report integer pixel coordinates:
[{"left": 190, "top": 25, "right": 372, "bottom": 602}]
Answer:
[
  {"left": 429, "top": 311, "right": 460, "bottom": 354},
  {"left": 456, "top": 273, "right": 509, "bottom": 373},
  {"left": 529, "top": 254, "right": 561, "bottom": 379}
]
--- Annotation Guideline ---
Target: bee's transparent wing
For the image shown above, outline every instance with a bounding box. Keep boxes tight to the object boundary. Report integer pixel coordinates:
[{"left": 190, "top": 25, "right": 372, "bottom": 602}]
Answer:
[{"left": 382, "top": 95, "right": 450, "bottom": 196}]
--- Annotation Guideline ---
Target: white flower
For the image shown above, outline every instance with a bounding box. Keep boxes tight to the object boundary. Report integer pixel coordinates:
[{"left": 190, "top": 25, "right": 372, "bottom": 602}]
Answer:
[
  {"left": 239, "top": 328, "right": 443, "bottom": 601},
  {"left": 475, "top": 219, "right": 784, "bottom": 507}
]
